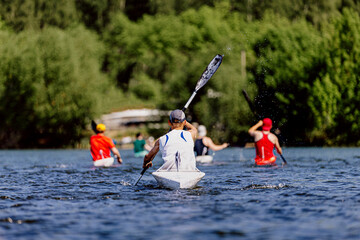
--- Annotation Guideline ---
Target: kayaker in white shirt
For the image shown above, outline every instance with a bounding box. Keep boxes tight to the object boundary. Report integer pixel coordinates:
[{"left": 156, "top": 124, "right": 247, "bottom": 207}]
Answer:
[{"left": 143, "top": 109, "right": 198, "bottom": 171}]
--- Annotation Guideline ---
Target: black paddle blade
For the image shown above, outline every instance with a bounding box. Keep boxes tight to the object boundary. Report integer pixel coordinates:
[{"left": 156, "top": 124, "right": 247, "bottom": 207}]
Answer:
[
  {"left": 91, "top": 120, "right": 99, "bottom": 134},
  {"left": 242, "top": 89, "right": 259, "bottom": 119},
  {"left": 195, "top": 54, "right": 223, "bottom": 92}
]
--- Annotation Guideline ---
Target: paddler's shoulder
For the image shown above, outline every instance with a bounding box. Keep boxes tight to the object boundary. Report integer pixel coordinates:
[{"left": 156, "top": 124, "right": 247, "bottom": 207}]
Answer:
[
  {"left": 92, "top": 133, "right": 110, "bottom": 140},
  {"left": 250, "top": 130, "right": 262, "bottom": 137},
  {"left": 268, "top": 132, "right": 278, "bottom": 142}
]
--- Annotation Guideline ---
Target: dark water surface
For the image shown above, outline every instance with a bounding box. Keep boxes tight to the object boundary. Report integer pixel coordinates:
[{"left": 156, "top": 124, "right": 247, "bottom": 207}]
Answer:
[{"left": 0, "top": 147, "right": 359, "bottom": 239}]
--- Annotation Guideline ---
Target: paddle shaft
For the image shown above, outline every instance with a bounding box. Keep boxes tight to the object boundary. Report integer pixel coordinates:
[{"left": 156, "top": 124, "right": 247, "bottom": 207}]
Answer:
[
  {"left": 182, "top": 91, "right": 197, "bottom": 112},
  {"left": 242, "top": 89, "right": 257, "bottom": 117},
  {"left": 280, "top": 154, "right": 287, "bottom": 164},
  {"left": 134, "top": 168, "right": 147, "bottom": 186},
  {"left": 135, "top": 145, "right": 158, "bottom": 185}
]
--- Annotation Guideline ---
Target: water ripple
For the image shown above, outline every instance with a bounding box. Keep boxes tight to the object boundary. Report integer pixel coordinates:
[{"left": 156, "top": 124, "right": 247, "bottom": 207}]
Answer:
[{"left": 0, "top": 148, "right": 360, "bottom": 239}]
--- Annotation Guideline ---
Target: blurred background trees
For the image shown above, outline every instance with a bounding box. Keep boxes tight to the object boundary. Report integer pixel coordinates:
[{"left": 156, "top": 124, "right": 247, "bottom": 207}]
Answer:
[
  {"left": 0, "top": 26, "right": 114, "bottom": 147},
  {"left": 0, "top": 0, "right": 359, "bottom": 147}
]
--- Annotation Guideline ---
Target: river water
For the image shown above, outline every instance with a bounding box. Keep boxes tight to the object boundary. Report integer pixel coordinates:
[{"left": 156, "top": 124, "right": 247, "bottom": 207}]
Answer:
[{"left": 0, "top": 147, "right": 359, "bottom": 239}]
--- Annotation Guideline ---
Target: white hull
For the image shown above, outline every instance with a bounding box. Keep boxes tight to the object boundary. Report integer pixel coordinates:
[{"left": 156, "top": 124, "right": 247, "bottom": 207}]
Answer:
[
  {"left": 196, "top": 155, "right": 213, "bottom": 163},
  {"left": 152, "top": 170, "right": 205, "bottom": 189},
  {"left": 93, "top": 157, "right": 114, "bottom": 167}
]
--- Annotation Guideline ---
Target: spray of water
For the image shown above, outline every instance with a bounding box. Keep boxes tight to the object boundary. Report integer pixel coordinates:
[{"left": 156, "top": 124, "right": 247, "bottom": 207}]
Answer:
[{"left": 221, "top": 45, "right": 233, "bottom": 57}]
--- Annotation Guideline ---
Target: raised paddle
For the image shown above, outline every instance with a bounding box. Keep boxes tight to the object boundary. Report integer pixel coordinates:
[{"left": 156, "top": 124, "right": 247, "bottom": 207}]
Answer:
[
  {"left": 91, "top": 120, "right": 99, "bottom": 134},
  {"left": 242, "top": 89, "right": 287, "bottom": 165},
  {"left": 134, "top": 54, "right": 224, "bottom": 186},
  {"left": 241, "top": 89, "right": 258, "bottom": 118},
  {"left": 182, "top": 54, "right": 223, "bottom": 112}
]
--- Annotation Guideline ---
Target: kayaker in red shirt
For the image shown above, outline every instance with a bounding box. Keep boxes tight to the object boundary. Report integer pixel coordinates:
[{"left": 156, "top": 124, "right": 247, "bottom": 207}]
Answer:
[
  {"left": 248, "top": 118, "right": 282, "bottom": 166},
  {"left": 90, "top": 123, "right": 122, "bottom": 164}
]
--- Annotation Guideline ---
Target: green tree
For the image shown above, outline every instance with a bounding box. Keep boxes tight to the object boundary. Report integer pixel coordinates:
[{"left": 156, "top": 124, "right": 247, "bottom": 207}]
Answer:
[
  {"left": 104, "top": 5, "right": 253, "bottom": 144},
  {"left": 0, "top": 25, "right": 113, "bottom": 148},
  {"left": 311, "top": 8, "right": 360, "bottom": 145},
  {"left": 75, "top": 0, "right": 126, "bottom": 32},
  {"left": 248, "top": 13, "right": 323, "bottom": 144},
  {"left": 228, "top": 0, "right": 341, "bottom": 27},
  {"left": 0, "top": 0, "right": 79, "bottom": 32}
]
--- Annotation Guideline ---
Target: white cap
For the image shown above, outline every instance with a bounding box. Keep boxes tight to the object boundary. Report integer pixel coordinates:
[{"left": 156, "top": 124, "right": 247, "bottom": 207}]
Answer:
[{"left": 198, "top": 125, "right": 207, "bottom": 137}]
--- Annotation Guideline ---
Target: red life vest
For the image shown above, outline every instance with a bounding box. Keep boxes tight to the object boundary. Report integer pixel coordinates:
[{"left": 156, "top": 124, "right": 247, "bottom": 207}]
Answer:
[
  {"left": 254, "top": 132, "right": 276, "bottom": 165},
  {"left": 90, "top": 134, "right": 115, "bottom": 161}
]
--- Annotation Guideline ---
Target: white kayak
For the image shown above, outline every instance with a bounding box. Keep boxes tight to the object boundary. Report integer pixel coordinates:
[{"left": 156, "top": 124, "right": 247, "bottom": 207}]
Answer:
[
  {"left": 152, "top": 169, "right": 205, "bottom": 189},
  {"left": 93, "top": 157, "right": 114, "bottom": 167},
  {"left": 195, "top": 155, "right": 213, "bottom": 163}
]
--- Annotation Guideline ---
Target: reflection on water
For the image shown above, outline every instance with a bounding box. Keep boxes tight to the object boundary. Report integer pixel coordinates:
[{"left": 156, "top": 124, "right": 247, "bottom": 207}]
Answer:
[{"left": 0, "top": 148, "right": 360, "bottom": 239}]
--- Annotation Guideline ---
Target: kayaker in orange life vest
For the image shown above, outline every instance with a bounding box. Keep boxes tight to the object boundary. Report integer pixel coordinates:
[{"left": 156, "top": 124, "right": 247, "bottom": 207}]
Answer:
[
  {"left": 248, "top": 118, "right": 282, "bottom": 166},
  {"left": 90, "top": 123, "right": 122, "bottom": 165}
]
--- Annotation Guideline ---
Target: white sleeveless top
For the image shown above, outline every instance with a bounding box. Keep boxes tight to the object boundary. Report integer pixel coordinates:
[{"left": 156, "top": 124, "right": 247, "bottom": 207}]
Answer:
[{"left": 159, "top": 130, "right": 196, "bottom": 171}]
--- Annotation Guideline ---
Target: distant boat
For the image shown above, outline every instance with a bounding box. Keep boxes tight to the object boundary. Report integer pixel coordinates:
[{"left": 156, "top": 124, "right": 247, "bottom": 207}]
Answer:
[
  {"left": 93, "top": 157, "right": 114, "bottom": 167},
  {"left": 195, "top": 155, "right": 213, "bottom": 163}
]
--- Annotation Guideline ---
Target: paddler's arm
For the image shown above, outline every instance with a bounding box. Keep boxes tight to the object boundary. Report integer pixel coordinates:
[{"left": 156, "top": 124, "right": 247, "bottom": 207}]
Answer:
[
  {"left": 203, "top": 137, "right": 229, "bottom": 151},
  {"left": 274, "top": 137, "right": 283, "bottom": 155},
  {"left": 143, "top": 139, "right": 160, "bottom": 168},
  {"left": 111, "top": 147, "right": 123, "bottom": 164},
  {"left": 144, "top": 143, "right": 152, "bottom": 151},
  {"left": 184, "top": 120, "right": 198, "bottom": 140},
  {"left": 248, "top": 120, "right": 263, "bottom": 136}
]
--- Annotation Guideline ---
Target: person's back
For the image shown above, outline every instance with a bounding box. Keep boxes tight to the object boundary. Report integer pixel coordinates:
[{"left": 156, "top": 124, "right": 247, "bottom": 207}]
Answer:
[
  {"left": 90, "top": 123, "right": 122, "bottom": 165},
  {"left": 133, "top": 138, "right": 146, "bottom": 153},
  {"left": 133, "top": 133, "right": 151, "bottom": 157},
  {"left": 143, "top": 109, "right": 198, "bottom": 172},
  {"left": 254, "top": 131, "right": 276, "bottom": 164},
  {"left": 159, "top": 129, "right": 196, "bottom": 171},
  {"left": 194, "top": 138, "right": 208, "bottom": 156},
  {"left": 248, "top": 118, "right": 282, "bottom": 165},
  {"left": 90, "top": 134, "right": 115, "bottom": 160}
]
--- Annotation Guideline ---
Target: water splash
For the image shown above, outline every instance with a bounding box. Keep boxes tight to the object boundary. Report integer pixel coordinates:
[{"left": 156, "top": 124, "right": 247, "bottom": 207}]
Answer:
[
  {"left": 221, "top": 45, "right": 233, "bottom": 56},
  {"left": 241, "top": 183, "right": 288, "bottom": 190},
  {"left": 121, "top": 181, "right": 131, "bottom": 186}
]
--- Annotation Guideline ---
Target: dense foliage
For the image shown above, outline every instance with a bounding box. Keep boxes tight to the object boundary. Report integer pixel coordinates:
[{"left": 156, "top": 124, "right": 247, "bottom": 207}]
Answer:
[
  {"left": 0, "top": 26, "right": 114, "bottom": 147},
  {"left": 0, "top": 0, "right": 360, "bottom": 147}
]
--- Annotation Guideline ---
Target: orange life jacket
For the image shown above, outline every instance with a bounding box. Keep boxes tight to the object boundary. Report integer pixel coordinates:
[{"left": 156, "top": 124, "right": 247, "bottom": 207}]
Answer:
[{"left": 90, "top": 134, "right": 115, "bottom": 161}]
